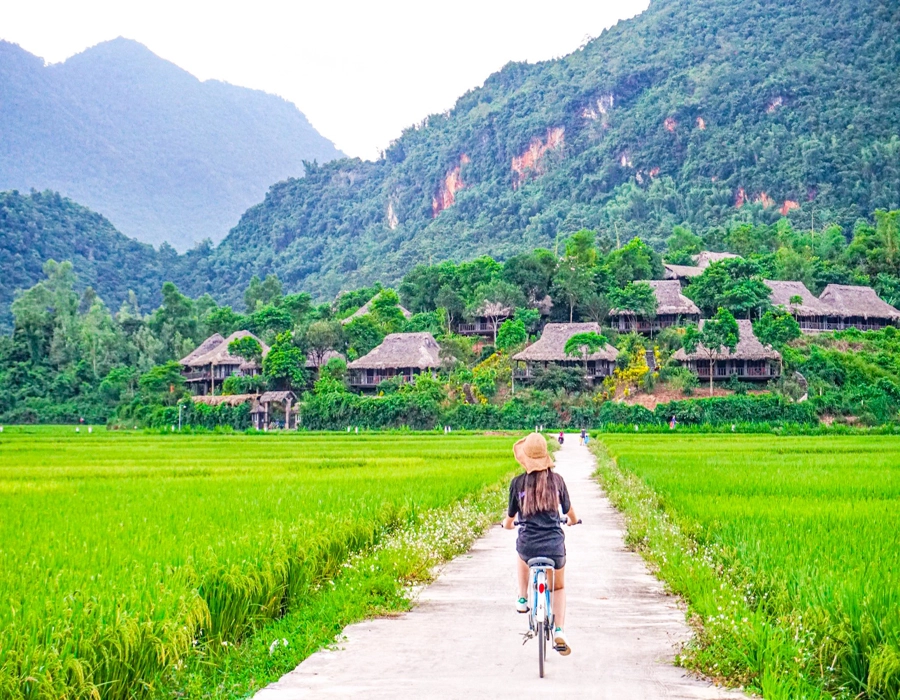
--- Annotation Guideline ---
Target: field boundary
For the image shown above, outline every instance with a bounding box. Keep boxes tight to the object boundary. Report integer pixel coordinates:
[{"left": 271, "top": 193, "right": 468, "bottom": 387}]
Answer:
[
  {"left": 590, "top": 440, "right": 826, "bottom": 699},
  {"left": 168, "top": 480, "right": 508, "bottom": 697}
]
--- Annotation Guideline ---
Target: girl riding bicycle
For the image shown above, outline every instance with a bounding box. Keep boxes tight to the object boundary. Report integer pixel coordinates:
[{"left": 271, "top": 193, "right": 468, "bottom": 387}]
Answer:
[{"left": 502, "top": 432, "right": 578, "bottom": 656}]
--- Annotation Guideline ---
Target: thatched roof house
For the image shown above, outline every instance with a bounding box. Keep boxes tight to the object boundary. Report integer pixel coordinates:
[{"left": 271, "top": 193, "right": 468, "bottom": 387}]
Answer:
[
  {"left": 347, "top": 332, "right": 441, "bottom": 388},
  {"left": 305, "top": 350, "right": 345, "bottom": 368},
  {"left": 181, "top": 330, "right": 270, "bottom": 370},
  {"left": 672, "top": 319, "right": 780, "bottom": 381},
  {"left": 180, "top": 331, "right": 270, "bottom": 394},
  {"left": 694, "top": 251, "right": 741, "bottom": 267},
  {"left": 191, "top": 393, "right": 257, "bottom": 406},
  {"left": 664, "top": 263, "right": 703, "bottom": 281},
  {"left": 663, "top": 251, "right": 741, "bottom": 284},
  {"left": 818, "top": 285, "right": 900, "bottom": 327},
  {"left": 609, "top": 280, "right": 700, "bottom": 333},
  {"left": 765, "top": 280, "right": 828, "bottom": 317},
  {"left": 341, "top": 297, "right": 412, "bottom": 325},
  {"left": 512, "top": 322, "right": 618, "bottom": 382}
]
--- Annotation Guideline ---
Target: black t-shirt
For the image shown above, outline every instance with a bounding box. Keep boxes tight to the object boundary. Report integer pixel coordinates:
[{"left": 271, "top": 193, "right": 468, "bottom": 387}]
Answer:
[{"left": 507, "top": 471, "right": 571, "bottom": 557}]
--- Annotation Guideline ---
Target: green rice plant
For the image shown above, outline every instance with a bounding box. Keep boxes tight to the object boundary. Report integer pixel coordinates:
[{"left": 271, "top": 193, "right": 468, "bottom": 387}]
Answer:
[
  {"left": 0, "top": 431, "right": 516, "bottom": 698},
  {"left": 596, "top": 435, "right": 900, "bottom": 698}
]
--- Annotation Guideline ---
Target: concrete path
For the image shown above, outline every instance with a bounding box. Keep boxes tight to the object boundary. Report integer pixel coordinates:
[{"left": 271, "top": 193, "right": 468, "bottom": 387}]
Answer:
[{"left": 255, "top": 436, "right": 746, "bottom": 699}]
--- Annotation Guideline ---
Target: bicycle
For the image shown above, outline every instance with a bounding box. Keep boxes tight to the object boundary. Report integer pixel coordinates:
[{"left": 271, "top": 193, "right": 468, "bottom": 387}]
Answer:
[{"left": 515, "top": 517, "right": 582, "bottom": 678}]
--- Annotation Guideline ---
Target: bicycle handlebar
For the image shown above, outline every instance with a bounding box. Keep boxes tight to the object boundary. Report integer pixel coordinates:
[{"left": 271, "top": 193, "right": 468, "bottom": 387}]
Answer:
[{"left": 513, "top": 518, "right": 583, "bottom": 526}]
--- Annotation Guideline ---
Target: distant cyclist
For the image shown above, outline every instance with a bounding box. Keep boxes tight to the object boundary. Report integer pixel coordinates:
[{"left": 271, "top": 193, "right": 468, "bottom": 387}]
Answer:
[{"left": 502, "top": 432, "right": 578, "bottom": 656}]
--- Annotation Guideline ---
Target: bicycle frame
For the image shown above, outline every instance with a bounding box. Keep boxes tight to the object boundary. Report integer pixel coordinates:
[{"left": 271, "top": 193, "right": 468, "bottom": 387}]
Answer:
[{"left": 527, "top": 560, "right": 555, "bottom": 633}]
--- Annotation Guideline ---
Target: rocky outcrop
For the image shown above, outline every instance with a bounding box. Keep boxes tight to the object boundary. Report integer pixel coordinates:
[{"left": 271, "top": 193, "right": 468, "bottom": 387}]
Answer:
[
  {"left": 780, "top": 200, "right": 800, "bottom": 215},
  {"left": 432, "top": 154, "right": 470, "bottom": 217},
  {"left": 511, "top": 127, "right": 565, "bottom": 188}
]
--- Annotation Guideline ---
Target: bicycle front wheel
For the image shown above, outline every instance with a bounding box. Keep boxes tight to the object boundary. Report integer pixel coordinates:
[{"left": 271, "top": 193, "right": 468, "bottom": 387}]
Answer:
[{"left": 537, "top": 621, "right": 545, "bottom": 678}]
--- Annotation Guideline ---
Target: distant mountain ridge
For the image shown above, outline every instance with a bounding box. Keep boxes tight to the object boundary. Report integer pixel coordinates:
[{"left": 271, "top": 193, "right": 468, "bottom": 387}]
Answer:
[
  {"left": 0, "top": 38, "right": 342, "bottom": 249},
  {"left": 196, "top": 0, "right": 900, "bottom": 304}
]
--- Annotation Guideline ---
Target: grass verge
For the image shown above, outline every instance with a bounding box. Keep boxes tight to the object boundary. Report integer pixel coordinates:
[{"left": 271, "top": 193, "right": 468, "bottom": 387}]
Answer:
[
  {"left": 589, "top": 440, "right": 827, "bottom": 700},
  {"left": 166, "top": 482, "right": 506, "bottom": 698}
]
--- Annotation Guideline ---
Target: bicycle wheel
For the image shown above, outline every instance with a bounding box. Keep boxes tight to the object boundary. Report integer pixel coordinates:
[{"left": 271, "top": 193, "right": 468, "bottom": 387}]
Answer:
[{"left": 537, "top": 621, "right": 545, "bottom": 678}]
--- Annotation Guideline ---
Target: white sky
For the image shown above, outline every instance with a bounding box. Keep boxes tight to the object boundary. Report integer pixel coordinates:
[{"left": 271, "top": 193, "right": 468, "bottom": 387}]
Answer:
[{"left": 2, "top": 0, "right": 648, "bottom": 159}]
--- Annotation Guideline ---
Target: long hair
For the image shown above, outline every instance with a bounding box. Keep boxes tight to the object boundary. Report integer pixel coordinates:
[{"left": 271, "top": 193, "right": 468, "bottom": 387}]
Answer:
[{"left": 521, "top": 469, "right": 560, "bottom": 517}]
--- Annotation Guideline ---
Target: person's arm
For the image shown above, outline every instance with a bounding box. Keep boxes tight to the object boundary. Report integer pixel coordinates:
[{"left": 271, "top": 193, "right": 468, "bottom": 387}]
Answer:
[
  {"left": 503, "top": 477, "right": 519, "bottom": 529},
  {"left": 558, "top": 475, "right": 577, "bottom": 525}
]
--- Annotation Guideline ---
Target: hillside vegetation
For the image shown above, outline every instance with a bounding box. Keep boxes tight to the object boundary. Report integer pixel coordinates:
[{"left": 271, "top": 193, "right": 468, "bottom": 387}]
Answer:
[
  {"left": 199, "top": 0, "right": 900, "bottom": 303},
  {"left": 0, "top": 191, "right": 195, "bottom": 330},
  {"left": 0, "top": 38, "right": 342, "bottom": 249}
]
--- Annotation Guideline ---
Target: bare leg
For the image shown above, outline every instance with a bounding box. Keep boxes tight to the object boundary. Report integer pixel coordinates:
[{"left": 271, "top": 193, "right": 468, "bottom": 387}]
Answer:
[
  {"left": 516, "top": 556, "right": 529, "bottom": 598},
  {"left": 550, "top": 567, "right": 566, "bottom": 628}
]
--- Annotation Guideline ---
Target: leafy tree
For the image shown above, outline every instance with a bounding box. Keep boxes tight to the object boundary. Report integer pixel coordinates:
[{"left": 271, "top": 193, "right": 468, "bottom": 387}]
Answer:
[
  {"left": 564, "top": 331, "right": 609, "bottom": 376},
  {"left": 683, "top": 308, "right": 739, "bottom": 396},
  {"left": 204, "top": 306, "right": 246, "bottom": 337},
  {"left": 579, "top": 291, "right": 610, "bottom": 325},
  {"left": 248, "top": 305, "right": 293, "bottom": 341},
  {"left": 501, "top": 249, "right": 557, "bottom": 303},
  {"left": 344, "top": 315, "right": 384, "bottom": 359},
  {"left": 262, "top": 332, "right": 306, "bottom": 389},
  {"left": 244, "top": 274, "right": 283, "bottom": 311},
  {"left": 466, "top": 280, "right": 526, "bottom": 344},
  {"left": 369, "top": 289, "right": 407, "bottom": 333},
  {"left": 137, "top": 361, "right": 187, "bottom": 406},
  {"left": 496, "top": 319, "right": 527, "bottom": 352},
  {"left": 609, "top": 282, "right": 656, "bottom": 332},
  {"left": 514, "top": 307, "right": 542, "bottom": 335},
  {"left": 228, "top": 335, "right": 263, "bottom": 364},
  {"left": 665, "top": 226, "right": 702, "bottom": 264},
  {"left": 551, "top": 263, "right": 593, "bottom": 323},
  {"left": 435, "top": 285, "right": 466, "bottom": 330},
  {"left": 564, "top": 230, "right": 599, "bottom": 267},
  {"left": 753, "top": 309, "right": 800, "bottom": 374},
  {"left": 605, "top": 238, "right": 664, "bottom": 287},
  {"left": 304, "top": 320, "right": 344, "bottom": 367},
  {"left": 282, "top": 292, "right": 313, "bottom": 323}
]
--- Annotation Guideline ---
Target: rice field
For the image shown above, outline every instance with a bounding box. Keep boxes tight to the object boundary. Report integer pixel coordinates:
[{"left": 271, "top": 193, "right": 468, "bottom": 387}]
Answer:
[
  {"left": 0, "top": 429, "right": 516, "bottom": 698},
  {"left": 598, "top": 435, "right": 900, "bottom": 700}
]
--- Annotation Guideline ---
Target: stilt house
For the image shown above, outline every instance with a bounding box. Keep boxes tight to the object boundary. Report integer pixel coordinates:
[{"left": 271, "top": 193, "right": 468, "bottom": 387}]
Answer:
[
  {"left": 608, "top": 280, "right": 700, "bottom": 334},
  {"left": 347, "top": 332, "right": 441, "bottom": 389},
  {"left": 512, "top": 323, "right": 618, "bottom": 383},
  {"left": 672, "top": 319, "right": 780, "bottom": 381},
  {"left": 179, "top": 331, "right": 269, "bottom": 395}
]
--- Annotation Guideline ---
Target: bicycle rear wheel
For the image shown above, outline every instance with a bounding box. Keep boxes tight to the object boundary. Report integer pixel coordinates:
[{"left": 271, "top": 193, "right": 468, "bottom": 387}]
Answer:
[{"left": 537, "top": 621, "right": 545, "bottom": 677}]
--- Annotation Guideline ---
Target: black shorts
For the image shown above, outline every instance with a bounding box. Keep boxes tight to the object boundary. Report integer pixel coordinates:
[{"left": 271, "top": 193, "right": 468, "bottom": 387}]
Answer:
[{"left": 519, "top": 552, "right": 566, "bottom": 569}]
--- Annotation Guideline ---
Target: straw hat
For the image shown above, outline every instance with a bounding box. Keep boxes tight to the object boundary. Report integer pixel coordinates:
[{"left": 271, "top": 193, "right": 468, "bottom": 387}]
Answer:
[{"left": 513, "top": 432, "right": 554, "bottom": 473}]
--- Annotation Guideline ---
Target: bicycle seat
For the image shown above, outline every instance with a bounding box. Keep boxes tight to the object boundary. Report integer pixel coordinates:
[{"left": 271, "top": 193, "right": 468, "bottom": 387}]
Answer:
[{"left": 526, "top": 557, "right": 556, "bottom": 568}]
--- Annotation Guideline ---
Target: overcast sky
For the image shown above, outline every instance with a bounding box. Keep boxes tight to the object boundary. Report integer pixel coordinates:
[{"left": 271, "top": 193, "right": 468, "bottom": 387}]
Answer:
[{"left": 3, "top": 0, "right": 648, "bottom": 159}]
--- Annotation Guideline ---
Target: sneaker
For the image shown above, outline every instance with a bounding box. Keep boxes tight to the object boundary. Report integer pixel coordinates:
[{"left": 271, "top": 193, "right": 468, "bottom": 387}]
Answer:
[
  {"left": 554, "top": 627, "right": 571, "bottom": 655},
  {"left": 516, "top": 597, "right": 529, "bottom": 613}
]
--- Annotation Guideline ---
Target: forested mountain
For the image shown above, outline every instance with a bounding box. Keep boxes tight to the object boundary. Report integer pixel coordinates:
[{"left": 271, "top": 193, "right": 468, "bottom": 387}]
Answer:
[
  {"left": 0, "top": 38, "right": 342, "bottom": 249},
  {"left": 0, "top": 190, "right": 194, "bottom": 329},
  {"left": 200, "top": 0, "right": 900, "bottom": 305}
]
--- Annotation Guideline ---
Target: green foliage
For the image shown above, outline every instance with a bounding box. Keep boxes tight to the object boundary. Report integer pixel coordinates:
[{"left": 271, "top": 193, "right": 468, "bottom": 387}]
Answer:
[
  {"left": 220, "top": 374, "right": 267, "bottom": 396},
  {"left": 609, "top": 282, "right": 657, "bottom": 322},
  {"left": 344, "top": 315, "right": 384, "bottom": 360},
  {"left": 599, "top": 435, "right": 900, "bottom": 697},
  {"left": 243, "top": 274, "right": 283, "bottom": 311},
  {"left": 606, "top": 239, "right": 664, "bottom": 287},
  {"left": 753, "top": 309, "right": 801, "bottom": 349},
  {"left": 564, "top": 331, "right": 609, "bottom": 369},
  {"left": 228, "top": 336, "right": 263, "bottom": 364},
  {"left": 495, "top": 319, "right": 526, "bottom": 352},
  {"left": 262, "top": 332, "right": 306, "bottom": 390},
  {"left": 0, "top": 431, "right": 510, "bottom": 696}
]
